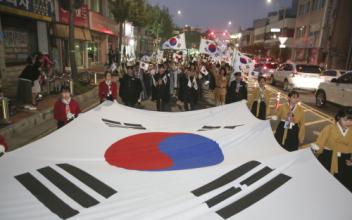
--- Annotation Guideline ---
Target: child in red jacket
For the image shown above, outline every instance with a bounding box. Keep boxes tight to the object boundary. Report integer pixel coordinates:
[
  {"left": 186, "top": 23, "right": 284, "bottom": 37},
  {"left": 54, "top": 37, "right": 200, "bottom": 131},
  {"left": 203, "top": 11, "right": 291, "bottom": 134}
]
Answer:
[
  {"left": 99, "top": 71, "right": 117, "bottom": 103},
  {"left": 0, "top": 135, "right": 8, "bottom": 157},
  {"left": 54, "top": 87, "right": 81, "bottom": 129}
]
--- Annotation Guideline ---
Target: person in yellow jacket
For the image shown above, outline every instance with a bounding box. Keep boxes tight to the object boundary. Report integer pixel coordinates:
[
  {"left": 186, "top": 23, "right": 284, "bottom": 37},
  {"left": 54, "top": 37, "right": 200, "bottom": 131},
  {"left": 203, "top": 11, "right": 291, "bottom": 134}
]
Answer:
[
  {"left": 248, "top": 76, "right": 271, "bottom": 120},
  {"left": 311, "top": 107, "right": 352, "bottom": 192},
  {"left": 273, "top": 91, "right": 305, "bottom": 152}
]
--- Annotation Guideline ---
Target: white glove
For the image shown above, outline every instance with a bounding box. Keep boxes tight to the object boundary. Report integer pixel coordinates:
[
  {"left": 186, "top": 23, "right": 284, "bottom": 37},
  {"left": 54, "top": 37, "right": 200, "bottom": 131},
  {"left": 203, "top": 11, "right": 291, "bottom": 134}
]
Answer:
[
  {"left": 310, "top": 143, "right": 320, "bottom": 152},
  {"left": 271, "top": 115, "right": 278, "bottom": 121},
  {"left": 0, "top": 144, "right": 5, "bottom": 157},
  {"left": 67, "top": 112, "right": 75, "bottom": 120}
]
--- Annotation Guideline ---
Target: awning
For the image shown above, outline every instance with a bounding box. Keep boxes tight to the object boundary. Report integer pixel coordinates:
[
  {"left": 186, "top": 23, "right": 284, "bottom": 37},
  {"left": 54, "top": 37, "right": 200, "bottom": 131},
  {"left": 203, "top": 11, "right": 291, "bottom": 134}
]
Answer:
[{"left": 53, "top": 24, "right": 91, "bottom": 41}]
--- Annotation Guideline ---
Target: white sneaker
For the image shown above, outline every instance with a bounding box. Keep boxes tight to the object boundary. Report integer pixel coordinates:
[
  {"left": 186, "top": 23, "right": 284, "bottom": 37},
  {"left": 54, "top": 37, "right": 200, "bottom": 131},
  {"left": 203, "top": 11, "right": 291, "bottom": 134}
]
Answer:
[{"left": 27, "top": 106, "right": 37, "bottom": 111}]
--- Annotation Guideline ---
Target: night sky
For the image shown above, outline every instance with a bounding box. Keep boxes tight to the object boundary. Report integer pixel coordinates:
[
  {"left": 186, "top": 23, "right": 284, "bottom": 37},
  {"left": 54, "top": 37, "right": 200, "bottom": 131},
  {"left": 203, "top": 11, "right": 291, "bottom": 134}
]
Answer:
[{"left": 148, "top": 0, "right": 292, "bottom": 32}]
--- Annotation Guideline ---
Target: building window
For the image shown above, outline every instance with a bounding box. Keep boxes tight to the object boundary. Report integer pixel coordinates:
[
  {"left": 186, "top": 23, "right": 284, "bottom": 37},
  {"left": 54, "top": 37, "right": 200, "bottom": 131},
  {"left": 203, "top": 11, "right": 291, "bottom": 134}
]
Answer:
[
  {"left": 90, "top": 0, "right": 102, "bottom": 14},
  {"left": 298, "top": 4, "right": 305, "bottom": 16},
  {"left": 312, "top": 0, "right": 325, "bottom": 10},
  {"left": 87, "top": 42, "right": 100, "bottom": 64},
  {"left": 64, "top": 40, "right": 84, "bottom": 67},
  {"left": 295, "top": 26, "right": 306, "bottom": 39},
  {"left": 305, "top": 1, "right": 311, "bottom": 14},
  {"left": 309, "top": 30, "right": 320, "bottom": 45}
]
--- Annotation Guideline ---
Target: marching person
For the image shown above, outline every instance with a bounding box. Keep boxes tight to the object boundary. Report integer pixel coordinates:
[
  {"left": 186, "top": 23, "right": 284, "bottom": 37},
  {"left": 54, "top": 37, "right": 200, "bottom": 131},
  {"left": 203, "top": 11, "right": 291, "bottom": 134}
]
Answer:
[
  {"left": 119, "top": 65, "right": 142, "bottom": 107},
  {"left": 212, "top": 67, "right": 228, "bottom": 106},
  {"left": 99, "top": 72, "right": 117, "bottom": 103},
  {"left": 54, "top": 87, "right": 81, "bottom": 129},
  {"left": 152, "top": 64, "right": 171, "bottom": 111},
  {"left": 273, "top": 91, "right": 305, "bottom": 152},
  {"left": 248, "top": 76, "right": 271, "bottom": 120},
  {"left": 226, "top": 72, "right": 247, "bottom": 104},
  {"left": 311, "top": 107, "right": 352, "bottom": 192},
  {"left": 179, "top": 67, "right": 199, "bottom": 111}
]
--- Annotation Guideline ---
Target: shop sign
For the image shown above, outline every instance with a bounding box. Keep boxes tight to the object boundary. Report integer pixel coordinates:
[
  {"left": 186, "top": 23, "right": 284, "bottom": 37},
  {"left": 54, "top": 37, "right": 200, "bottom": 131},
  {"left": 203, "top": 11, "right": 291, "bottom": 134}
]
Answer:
[
  {"left": 0, "top": 0, "right": 53, "bottom": 21},
  {"left": 59, "top": 4, "right": 88, "bottom": 28},
  {"left": 89, "top": 11, "right": 118, "bottom": 36}
]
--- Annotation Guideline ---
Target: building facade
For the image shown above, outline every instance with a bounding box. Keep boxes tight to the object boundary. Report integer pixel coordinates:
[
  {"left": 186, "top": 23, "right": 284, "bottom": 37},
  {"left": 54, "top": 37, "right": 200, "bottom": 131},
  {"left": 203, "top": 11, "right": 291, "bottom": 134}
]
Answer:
[
  {"left": 292, "top": 0, "right": 327, "bottom": 64},
  {"left": 0, "top": 0, "right": 53, "bottom": 97},
  {"left": 52, "top": 0, "right": 120, "bottom": 72},
  {"left": 264, "top": 8, "right": 296, "bottom": 61}
]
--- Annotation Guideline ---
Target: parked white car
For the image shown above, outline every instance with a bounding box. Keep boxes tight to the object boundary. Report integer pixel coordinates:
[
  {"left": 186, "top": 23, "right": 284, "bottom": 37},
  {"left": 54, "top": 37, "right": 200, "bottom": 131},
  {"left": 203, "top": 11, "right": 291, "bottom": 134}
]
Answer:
[
  {"left": 316, "top": 71, "right": 352, "bottom": 107},
  {"left": 320, "top": 69, "right": 346, "bottom": 82},
  {"left": 272, "top": 63, "right": 323, "bottom": 91}
]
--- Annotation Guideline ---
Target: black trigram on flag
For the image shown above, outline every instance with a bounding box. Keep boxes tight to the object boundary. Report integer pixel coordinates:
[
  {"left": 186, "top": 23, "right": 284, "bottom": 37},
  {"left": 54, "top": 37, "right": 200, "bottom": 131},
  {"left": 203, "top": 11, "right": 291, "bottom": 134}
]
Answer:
[
  {"left": 191, "top": 161, "right": 291, "bottom": 219},
  {"left": 102, "top": 118, "right": 146, "bottom": 130},
  {"left": 15, "top": 164, "right": 117, "bottom": 219},
  {"left": 198, "top": 125, "right": 244, "bottom": 132}
]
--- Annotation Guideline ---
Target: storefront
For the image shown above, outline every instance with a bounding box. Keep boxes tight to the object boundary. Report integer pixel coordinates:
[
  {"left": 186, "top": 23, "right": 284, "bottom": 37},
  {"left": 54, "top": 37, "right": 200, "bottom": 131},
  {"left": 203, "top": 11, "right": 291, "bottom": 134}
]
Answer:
[
  {"left": 89, "top": 10, "right": 119, "bottom": 66},
  {"left": 54, "top": 2, "right": 91, "bottom": 71},
  {"left": 0, "top": 0, "right": 53, "bottom": 97}
]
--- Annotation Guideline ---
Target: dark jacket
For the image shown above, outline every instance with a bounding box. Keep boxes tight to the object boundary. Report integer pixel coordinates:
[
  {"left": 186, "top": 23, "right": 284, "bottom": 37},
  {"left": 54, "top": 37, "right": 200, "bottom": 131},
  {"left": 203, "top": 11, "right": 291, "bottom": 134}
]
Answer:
[
  {"left": 226, "top": 80, "right": 248, "bottom": 104},
  {"left": 178, "top": 74, "right": 199, "bottom": 103},
  {"left": 151, "top": 73, "right": 170, "bottom": 102},
  {"left": 19, "top": 61, "right": 41, "bottom": 82},
  {"left": 119, "top": 74, "right": 142, "bottom": 105}
]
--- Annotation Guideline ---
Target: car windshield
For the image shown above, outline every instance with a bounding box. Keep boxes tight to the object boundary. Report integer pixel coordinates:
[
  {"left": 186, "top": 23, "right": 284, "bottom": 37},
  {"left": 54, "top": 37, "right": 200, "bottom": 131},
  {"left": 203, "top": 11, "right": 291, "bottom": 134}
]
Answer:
[{"left": 296, "top": 65, "right": 321, "bottom": 74}]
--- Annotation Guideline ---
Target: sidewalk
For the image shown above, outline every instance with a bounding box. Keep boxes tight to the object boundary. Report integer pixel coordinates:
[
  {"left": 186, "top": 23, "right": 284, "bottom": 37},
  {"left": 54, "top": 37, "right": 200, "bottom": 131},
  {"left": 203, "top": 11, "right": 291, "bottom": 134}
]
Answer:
[{"left": 0, "top": 87, "right": 99, "bottom": 151}]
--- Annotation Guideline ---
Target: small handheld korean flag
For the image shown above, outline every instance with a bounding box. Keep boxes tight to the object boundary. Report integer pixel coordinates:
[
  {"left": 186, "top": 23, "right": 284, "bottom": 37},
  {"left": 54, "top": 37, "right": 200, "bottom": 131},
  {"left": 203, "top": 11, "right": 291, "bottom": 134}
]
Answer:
[
  {"left": 199, "top": 39, "right": 220, "bottom": 57},
  {"left": 162, "top": 33, "right": 187, "bottom": 50},
  {"left": 139, "top": 62, "right": 149, "bottom": 71}
]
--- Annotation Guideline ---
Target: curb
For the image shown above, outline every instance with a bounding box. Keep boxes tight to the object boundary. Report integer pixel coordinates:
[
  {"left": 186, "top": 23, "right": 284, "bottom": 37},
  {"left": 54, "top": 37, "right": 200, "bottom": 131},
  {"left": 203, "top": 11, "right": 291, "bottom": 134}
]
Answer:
[{"left": 0, "top": 87, "right": 99, "bottom": 150}]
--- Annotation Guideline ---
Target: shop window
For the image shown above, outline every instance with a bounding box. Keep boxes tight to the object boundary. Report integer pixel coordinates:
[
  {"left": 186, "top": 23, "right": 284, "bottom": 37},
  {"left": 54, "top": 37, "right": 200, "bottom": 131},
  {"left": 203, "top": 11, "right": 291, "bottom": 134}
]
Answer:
[
  {"left": 64, "top": 40, "right": 84, "bottom": 67},
  {"left": 87, "top": 42, "right": 100, "bottom": 64}
]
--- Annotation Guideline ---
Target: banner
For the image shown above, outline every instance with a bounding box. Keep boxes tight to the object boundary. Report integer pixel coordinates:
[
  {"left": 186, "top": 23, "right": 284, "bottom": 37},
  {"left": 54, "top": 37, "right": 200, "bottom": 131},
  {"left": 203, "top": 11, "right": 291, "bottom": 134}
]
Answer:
[
  {"left": 0, "top": 0, "right": 53, "bottom": 21},
  {"left": 0, "top": 101, "right": 351, "bottom": 220},
  {"left": 162, "top": 33, "right": 187, "bottom": 50}
]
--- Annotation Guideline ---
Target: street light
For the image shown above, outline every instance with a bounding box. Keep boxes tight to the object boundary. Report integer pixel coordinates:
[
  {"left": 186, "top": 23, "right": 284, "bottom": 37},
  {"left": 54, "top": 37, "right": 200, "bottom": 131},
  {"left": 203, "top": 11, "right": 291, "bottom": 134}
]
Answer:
[
  {"left": 177, "top": 10, "right": 182, "bottom": 15},
  {"left": 228, "top": 21, "right": 232, "bottom": 26}
]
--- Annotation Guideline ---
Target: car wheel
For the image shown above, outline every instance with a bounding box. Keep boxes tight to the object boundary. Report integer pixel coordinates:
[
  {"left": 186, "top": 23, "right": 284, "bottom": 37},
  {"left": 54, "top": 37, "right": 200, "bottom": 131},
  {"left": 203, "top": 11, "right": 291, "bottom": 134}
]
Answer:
[
  {"left": 283, "top": 79, "right": 289, "bottom": 91},
  {"left": 316, "top": 90, "right": 326, "bottom": 107}
]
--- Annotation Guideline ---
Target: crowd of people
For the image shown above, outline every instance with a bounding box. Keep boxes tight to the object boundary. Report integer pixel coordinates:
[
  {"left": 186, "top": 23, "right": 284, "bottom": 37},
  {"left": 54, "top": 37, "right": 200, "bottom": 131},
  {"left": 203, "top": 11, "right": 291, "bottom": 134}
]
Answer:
[{"left": 26, "top": 56, "right": 350, "bottom": 193}]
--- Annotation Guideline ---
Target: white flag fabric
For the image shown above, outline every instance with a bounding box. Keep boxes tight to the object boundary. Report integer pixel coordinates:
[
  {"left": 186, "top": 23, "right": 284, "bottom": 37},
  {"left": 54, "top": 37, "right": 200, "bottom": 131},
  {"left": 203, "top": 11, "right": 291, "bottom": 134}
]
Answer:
[
  {"left": 0, "top": 101, "right": 352, "bottom": 220},
  {"left": 139, "top": 62, "right": 149, "bottom": 71},
  {"left": 200, "top": 39, "right": 221, "bottom": 57},
  {"left": 162, "top": 33, "right": 187, "bottom": 50}
]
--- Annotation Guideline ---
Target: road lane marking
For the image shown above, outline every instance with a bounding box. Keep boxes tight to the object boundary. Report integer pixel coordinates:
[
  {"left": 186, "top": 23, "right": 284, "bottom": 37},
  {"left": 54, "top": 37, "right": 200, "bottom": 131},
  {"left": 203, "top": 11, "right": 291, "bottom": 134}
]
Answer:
[{"left": 305, "top": 119, "right": 329, "bottom": 127}]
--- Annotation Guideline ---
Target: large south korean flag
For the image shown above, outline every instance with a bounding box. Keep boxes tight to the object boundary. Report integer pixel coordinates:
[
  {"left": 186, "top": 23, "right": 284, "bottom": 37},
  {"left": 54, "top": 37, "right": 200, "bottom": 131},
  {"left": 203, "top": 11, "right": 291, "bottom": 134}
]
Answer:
[
  {"left": 0, "top": 101, "right": 351, "bottom": 220},
  {"left": 162, "top": 33, "right": 187, "bottom": 50}
]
